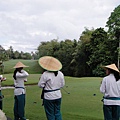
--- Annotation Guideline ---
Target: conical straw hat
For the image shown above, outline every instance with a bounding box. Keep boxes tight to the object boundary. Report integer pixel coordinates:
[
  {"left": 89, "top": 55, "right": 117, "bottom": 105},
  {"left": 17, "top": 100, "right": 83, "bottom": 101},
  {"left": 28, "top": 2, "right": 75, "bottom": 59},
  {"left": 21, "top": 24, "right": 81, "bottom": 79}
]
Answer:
[
  {"left": 102, "top": 64, "right": 119, "bottom": 73},
  {"left": 38, "top": 56, "right": 62, "bottom": 71},
  {"left": 13, "top": 61, "right": 29, "bottom": 68},
  {"left": 0, "top": 110, "right": 7, "bottom": 120}
]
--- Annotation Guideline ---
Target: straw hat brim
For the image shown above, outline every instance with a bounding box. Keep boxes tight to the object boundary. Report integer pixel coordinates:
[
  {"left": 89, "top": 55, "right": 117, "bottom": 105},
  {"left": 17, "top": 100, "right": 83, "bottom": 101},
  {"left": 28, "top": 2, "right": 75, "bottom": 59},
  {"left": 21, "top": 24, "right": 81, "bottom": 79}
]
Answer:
[
  {"left": 13, "top": 62, "right": 29, "bottom": 68},
  {"left": 102, "top": 64, "right": 120, "bottom": 73},
  {"left": 38, "top": 56, "right": 62, "bottom": 71},
  {"left": 0, "top": 109, "right": 7, "bottom": 120}
]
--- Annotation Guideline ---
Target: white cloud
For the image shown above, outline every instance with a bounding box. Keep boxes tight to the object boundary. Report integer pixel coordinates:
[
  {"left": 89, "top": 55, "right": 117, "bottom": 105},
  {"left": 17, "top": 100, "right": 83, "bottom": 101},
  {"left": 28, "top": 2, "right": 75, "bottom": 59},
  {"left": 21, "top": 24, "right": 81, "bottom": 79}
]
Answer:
[{"left": 0, "top": 0, "right": 119, "bottom": 52}]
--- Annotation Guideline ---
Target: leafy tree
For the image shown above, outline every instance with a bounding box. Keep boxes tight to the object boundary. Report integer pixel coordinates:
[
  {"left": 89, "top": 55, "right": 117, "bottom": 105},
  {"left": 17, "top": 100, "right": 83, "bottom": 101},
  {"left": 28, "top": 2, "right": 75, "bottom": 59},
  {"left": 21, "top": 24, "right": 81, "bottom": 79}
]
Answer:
[
  {"left": 106, "top": 5, "right": 120, "bottom": 35},
  {"left": 87, "top": 28, "right": 109, "bottom": 76},
  {"left": 23, "top": 52, "right": 32, "bottom": 59},
  {"left": 14, "top": 51, "right": 20, "bottom": 59},
  {"left": 31, "top": 51, "right": 39, "bottom": 60},
  {"left": 8, "top": 46, "right": 14, "bottom": 59},
  {"left": 57, "top": 39, "right": 77, "bottom": 76},
  {"left": 38, "top": 40, "right": 60, "bottom": 57},
  {"left": 71, "top": 28, "right": 94, "bottom": 76},
  {"left": 0, "top": 45, "right": 9, "bottom": 61},
  {"left": 106, "top": 5, "right": 120, "bottom": 67}
]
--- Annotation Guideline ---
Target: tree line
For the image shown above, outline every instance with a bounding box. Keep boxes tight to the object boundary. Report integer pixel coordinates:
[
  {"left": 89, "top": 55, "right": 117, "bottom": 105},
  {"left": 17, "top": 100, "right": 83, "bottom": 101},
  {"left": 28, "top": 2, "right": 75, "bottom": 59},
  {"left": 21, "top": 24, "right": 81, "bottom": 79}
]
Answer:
[
  {"left": 37, "top": 5, "right": 120, "bottom": 77},
  {"left": 0, "top": 45, "right": 39, "bottom": 61},
  {"left": 0, "top": 5, "right": 120, "bottom": 77}
]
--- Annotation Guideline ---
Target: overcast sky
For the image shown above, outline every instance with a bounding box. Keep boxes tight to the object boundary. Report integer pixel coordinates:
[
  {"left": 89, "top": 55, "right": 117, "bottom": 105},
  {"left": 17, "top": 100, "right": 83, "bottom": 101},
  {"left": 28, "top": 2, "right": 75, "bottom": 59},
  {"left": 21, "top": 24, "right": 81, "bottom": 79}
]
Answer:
[{"left": 0, "top": 0, "right": 119, "bottom": 53}]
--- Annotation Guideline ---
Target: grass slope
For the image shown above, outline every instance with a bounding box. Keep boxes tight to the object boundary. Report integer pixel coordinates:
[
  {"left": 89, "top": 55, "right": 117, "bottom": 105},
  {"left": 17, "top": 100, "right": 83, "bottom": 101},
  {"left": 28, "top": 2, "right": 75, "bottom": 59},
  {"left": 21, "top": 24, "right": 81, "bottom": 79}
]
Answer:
[{"left": 3, "top": 59, "right": 43, "bottom": 74}]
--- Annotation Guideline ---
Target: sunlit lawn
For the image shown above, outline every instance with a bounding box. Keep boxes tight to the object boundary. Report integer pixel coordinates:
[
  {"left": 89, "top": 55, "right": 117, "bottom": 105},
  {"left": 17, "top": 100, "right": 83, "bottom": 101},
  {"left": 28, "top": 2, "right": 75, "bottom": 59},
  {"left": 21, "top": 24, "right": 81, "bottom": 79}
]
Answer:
[{"left": 2, "top": 74, "right": 104, "bottom": 120}]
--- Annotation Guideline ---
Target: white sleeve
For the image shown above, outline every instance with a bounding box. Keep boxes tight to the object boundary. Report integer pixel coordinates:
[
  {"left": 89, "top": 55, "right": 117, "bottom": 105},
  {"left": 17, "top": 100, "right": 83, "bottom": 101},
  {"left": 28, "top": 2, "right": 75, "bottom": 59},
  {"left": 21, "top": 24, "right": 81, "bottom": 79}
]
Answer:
[
  {"left": 38, "top": 73, "right": 46, "bottom": 88},
  {"left": 116, "top": 80, "right": 120, "bottom": 92},
  {"left": 100, "top": 78, "right": 106, "bottom": 94},
  {"left": 16, "top": 70, "right": 29, "bottom": 78},
  {"left": 60, "top": 72, "right": 65, "bottom": 88}
]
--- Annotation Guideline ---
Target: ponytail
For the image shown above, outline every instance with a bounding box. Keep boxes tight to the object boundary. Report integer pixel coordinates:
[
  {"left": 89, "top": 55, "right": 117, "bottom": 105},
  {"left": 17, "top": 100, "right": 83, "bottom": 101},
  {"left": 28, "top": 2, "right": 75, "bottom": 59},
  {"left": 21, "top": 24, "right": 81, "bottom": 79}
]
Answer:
[
  {"left": 109, "top": 69, "right": 120, "bottom": 81},
  {"left": 54, "top": 71, "right": 58, "bottom": 76},
  {"left": 13, "top": 69, "right": 18, "bottom": 80}
]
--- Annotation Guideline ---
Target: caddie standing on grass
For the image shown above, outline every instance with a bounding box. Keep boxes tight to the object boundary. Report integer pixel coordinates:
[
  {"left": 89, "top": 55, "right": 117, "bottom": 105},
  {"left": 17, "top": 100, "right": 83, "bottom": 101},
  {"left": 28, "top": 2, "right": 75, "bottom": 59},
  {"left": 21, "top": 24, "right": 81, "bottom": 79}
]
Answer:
[
  {"left": 13, "top": 62, "right": 29, "bottom": 120},
  {"left": 0, "top": 75, "right": 6, "bottom": 110},
  {"left": 38, "top": 56, "right": 65, "bottom": 120},
  {"left": 100, "top": 64, "right": 120, "bottom": 120}
]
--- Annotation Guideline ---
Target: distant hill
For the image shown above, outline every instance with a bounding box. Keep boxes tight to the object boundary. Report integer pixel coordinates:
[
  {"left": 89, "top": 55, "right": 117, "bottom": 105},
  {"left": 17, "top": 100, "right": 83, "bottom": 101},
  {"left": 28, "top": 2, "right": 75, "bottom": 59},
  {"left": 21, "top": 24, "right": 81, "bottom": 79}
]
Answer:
[{"left": 3, "top": 59, "right": 43, "bottom": 74}]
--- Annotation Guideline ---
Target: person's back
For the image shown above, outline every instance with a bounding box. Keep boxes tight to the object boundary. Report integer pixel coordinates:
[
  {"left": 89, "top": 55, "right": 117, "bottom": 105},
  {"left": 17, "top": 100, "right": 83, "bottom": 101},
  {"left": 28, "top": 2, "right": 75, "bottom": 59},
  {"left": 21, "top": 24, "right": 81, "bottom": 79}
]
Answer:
[
  {"left": 101, "top": 73, "right": 120, "bottom": 97},
  {"left": 38, "top": 71, "right": 65, "bottom": 100},
  {"left": 42, "top": 71, "right": 64, "bottom": 89}
]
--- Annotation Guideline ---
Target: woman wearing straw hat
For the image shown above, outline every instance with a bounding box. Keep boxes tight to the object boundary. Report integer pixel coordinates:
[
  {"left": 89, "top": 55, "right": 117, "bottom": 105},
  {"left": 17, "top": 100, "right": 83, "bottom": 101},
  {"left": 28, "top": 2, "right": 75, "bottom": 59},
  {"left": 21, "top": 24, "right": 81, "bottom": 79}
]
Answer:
[
  {"left": 38, "top": 56, "right": 65, "bottom": 120},
  {"left": 13, "top": 61, "right": 29, "bottom": 120},
  {"left": 100, "top": 63, "right": 120, "bottom": 120}
]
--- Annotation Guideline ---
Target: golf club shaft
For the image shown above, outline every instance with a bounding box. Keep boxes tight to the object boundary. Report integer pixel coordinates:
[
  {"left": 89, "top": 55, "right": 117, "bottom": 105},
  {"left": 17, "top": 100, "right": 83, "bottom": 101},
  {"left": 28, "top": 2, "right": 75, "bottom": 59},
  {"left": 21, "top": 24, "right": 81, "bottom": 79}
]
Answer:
[{"left": 62, "top": 87, "right": 70, "bottom": 94}]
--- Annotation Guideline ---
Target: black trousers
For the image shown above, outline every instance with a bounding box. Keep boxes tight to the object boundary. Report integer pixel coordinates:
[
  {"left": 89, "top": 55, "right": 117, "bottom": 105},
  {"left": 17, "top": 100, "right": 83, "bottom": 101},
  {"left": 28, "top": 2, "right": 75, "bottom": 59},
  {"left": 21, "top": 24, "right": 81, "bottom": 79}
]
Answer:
[
  {"left": 103, "top": 105, "right": 120, "bottom": 120},
  {"left": 0, "top": 91, "right": 3, "bottom": 110}
]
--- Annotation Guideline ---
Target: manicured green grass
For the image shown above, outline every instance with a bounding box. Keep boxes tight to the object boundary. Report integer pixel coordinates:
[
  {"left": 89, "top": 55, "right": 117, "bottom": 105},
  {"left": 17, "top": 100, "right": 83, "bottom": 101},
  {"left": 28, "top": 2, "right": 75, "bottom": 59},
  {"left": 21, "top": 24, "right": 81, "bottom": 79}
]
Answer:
[
  {"left": 3, "top": 59, "right": 43, "bottom": 74},
  {"left": 1, "top": 75, "right": 104, "bottom": 120}
]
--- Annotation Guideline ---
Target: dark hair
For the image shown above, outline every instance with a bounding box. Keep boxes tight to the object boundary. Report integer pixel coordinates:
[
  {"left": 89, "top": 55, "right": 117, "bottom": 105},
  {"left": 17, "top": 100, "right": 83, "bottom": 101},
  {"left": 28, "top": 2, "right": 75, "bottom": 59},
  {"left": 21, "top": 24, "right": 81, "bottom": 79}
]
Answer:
[
  {"left": 109, "top": 68, "right": 120, "bottom": 81},
  {"left": 54, "top": 71, "right": 58, "bottom": 76},
  {"left": 13, "top": 67, "right": 23, "bottom": 80},
  {"left": 13, "top": 69, "right": 17, "bottom": 80}
]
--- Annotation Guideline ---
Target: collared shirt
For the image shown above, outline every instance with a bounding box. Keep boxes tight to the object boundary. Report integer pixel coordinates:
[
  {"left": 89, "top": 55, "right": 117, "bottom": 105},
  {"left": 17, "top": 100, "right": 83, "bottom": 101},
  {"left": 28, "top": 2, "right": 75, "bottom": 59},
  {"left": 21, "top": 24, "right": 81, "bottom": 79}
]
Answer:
[
  {"left": 14, "top": 70, "right": 29, "bottom": 95},
  {"left": 38, "top": 71, "right": 65, "bottom": 100},
  {"left": 100, "top": 73, "right": 120, "bottom": 105}
]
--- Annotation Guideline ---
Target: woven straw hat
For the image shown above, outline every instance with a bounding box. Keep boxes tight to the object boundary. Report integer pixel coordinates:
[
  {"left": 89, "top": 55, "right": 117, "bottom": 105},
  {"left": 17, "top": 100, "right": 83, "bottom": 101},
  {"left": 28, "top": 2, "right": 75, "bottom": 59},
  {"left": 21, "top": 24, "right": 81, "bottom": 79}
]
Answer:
[
  {"left": 13, "top": 61, "right": 29, "bottom": 68},
  {"left": 38, "top": 56, "right": 62, "bottom": 71},
  {"left": 102, "top": 63, "right": 119, "bottom": 73},
  {"left": 0, "top": 110, "right": 7, "bottom": 120}
]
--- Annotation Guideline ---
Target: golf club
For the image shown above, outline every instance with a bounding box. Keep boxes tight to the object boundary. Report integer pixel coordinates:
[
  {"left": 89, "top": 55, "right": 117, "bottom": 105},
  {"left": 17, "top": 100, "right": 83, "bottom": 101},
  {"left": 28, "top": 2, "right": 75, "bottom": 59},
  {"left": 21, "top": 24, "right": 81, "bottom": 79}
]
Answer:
[{"left": 62, "top": 87, "right": 70, "bottom": 94}]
